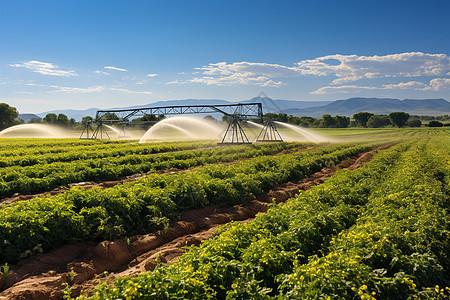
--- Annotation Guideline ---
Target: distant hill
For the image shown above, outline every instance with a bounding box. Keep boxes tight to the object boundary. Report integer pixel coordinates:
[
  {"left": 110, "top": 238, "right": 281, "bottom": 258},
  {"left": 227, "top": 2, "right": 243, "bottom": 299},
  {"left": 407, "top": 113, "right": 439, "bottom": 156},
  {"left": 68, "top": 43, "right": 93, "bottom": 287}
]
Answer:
[
  {"left": 283, "top": 98, "right": 450, "bottom": 117},
  {"left": 243, "top": 96, "right": 332, "bottom": 112},
  {"left": 34, "top": 97, "right": 449, "bottom": 120},
  {"left": 18, "top": 113, "right": 42, "bottom": 123}
]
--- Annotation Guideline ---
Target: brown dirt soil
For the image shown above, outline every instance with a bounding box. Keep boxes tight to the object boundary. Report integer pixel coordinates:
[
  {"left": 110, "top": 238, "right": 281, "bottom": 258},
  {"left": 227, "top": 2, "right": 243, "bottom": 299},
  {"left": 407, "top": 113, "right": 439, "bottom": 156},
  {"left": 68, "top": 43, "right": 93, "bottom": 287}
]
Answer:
[
  {"left": 0, "top": 143, "right": 397, "bottom": 300},
  {"left": 0, "top": 173, "right": 148, "bottom": 207}
]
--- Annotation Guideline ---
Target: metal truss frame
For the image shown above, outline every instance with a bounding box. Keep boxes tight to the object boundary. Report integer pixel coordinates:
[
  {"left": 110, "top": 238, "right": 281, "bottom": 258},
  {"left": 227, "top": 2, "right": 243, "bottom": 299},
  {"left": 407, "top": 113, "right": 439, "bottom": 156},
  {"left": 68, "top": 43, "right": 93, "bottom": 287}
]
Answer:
[
  {"left": 219, "top": 116, "right": 251, "bottom": 145},
  {"left": 256, "top": 119, "right": 284, "bottom": 142},
  {"left": 95, "top": 103, "right": 263, "bottom": 122},
  {"left": 80, "top": 103, "right": 283, "bottom": 144}
]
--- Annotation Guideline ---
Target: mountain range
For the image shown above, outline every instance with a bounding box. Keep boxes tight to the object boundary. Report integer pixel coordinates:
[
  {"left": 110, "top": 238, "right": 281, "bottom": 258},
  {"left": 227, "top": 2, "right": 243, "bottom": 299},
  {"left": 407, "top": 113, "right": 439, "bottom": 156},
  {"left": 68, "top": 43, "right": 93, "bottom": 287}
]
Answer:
[
  {"left": 19, "top": 97, "right": 450, "bottom": 121},
  {"left": 284, "top": 97, "right": 450, "bottom": 117}
]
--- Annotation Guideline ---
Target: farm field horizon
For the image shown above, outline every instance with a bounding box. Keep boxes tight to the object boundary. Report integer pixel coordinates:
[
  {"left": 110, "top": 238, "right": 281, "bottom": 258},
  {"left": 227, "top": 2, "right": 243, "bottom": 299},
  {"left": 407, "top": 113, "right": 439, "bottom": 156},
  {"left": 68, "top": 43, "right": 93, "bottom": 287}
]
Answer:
[{"left": 0, "top": 127, "right": 448, "bottom": 299}]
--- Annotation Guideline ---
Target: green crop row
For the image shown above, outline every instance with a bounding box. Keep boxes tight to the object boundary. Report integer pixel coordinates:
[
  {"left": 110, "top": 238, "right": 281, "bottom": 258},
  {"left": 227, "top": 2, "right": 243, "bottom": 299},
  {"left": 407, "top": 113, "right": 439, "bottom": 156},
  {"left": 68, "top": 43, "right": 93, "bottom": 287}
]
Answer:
[
  {"left": 0, "top": 138, "right": 105, "bottom": 148},
  {"left": 81, "top": 136, "right": 449, "bottom": 299},
  {"left": 0, "top": 138, "right": 127, "bottom": 155},
  {"left": 0, "top": 143, "right": 370, "bottom": 263},
  {"left": 0, "top": 142, "right": 307, "bottom": 198},
  {"left": 277, "top": 138, "right": 450, "bottom": 299},
  {"left": 0, "top": 140, "right": 215, "bottom": 165}
]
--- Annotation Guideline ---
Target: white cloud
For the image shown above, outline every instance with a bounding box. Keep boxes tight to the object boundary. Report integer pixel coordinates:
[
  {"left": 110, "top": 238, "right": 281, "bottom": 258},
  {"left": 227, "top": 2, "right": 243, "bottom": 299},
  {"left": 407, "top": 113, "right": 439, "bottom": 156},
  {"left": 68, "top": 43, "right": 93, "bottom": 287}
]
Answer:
[
  {"left": 94, "top": 70, "right": 110, "bottom": 75},
  {"left": 382, "top": 81, "right": 428, "bottom": 90},
  {"left": 311, "top": 85, "right": 379, "bottom": 95},
  {"left": 189, "top": 73, "right": 270, "bottom": 86},
  {"left": 188, "top": 61, "right": 297, "bottom": 87},
  {"left": 104, "top": 66, "right": 128, "bottom": 72},
  {"left": 146, "top": 73, "right": 158, "bottom": 77},
  {"left": 110, "top": 88, "right": 152, "bottom": 95},
  {"left": 331, "top": 76, "right": 364, "bottom": 85},
  {"left": 296, "top": 52, "right": 450, "bottom": 84},
  {"left": 26, "top": 83, "right": 47, "bottom": 87},
  {"left": 188, "top": 52, "right": 450, "bottom": 89},
  {"left": 310, "top": 78, "right": 450, "bottom": 94},
  {"left": 10, "top": 60, "right": 77, "bottom": 77},
  {"left": 197, "top": 62, "right": 300, "bottom": 77},
  {"left": 166, "top": 80, "right": 183, "bottom": 85},
  {"left": 425, "top": 78, "right": 450, "bottom": 91},
  {"left": 261, "top": 80, "right": 283, "bottom": 87},
  {"left": 49, "top": 85, "right": 105, "bottom": 93}
]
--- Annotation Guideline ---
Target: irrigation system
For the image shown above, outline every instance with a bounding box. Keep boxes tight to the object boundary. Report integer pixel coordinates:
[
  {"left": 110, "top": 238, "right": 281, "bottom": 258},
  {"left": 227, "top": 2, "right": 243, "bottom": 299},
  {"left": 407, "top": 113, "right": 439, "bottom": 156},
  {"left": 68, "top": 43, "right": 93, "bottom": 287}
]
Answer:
[{"left": 80, "top": 103, "right": 283, "bottom": 144}]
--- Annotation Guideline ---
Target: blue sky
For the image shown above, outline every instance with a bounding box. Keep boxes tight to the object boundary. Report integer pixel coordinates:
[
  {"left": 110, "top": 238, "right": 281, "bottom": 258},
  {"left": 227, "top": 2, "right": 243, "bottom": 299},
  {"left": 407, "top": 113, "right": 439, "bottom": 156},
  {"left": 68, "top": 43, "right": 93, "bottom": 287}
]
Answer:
[{"left": 1, "top": 0, "right": 449, "bottom": 113}]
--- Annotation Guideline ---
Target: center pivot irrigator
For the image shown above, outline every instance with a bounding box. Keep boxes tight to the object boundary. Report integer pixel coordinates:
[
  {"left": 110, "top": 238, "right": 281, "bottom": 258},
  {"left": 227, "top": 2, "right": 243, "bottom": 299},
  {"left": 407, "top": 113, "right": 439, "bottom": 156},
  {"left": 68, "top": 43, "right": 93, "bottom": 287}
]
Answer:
[{"left": 80, "top": 103, "right": 284, "bottom": 144}]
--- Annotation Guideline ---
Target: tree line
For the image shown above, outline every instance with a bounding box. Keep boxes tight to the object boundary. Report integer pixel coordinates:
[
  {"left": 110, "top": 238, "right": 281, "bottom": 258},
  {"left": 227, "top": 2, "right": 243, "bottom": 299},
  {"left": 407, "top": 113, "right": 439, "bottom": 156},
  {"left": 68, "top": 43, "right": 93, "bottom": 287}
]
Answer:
[
  {"left": 263, "top": 111, "right": 446, "bottom": 128},
  {"left": 0, "top": 102, "right": 447, "bottom": 131}
]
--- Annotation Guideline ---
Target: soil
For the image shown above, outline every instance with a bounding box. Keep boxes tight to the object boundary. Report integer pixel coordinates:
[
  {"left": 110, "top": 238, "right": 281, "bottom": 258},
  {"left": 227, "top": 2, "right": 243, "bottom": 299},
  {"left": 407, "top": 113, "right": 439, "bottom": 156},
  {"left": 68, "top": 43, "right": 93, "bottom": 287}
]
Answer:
[{"left": 0, "top": 143, "right": 396, "bottom": 299}]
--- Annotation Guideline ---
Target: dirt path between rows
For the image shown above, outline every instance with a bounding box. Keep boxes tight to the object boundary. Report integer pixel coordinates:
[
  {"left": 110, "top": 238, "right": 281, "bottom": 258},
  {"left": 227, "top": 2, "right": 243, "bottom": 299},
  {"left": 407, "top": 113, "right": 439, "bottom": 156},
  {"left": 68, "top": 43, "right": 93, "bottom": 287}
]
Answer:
[
  {"left": 0, "top": 144, "right": 317, "bottom": 207},
  {"left": 0, "top": 143, "right": 396, "bottom": 300}
]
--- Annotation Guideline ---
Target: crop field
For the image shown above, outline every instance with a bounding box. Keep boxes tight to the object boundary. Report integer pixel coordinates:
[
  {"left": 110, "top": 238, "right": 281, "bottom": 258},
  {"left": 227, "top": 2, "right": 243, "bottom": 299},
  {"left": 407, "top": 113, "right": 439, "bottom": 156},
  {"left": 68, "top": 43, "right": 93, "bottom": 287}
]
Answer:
[
  {"left": 0, "top": 139, "right": 309, "bottom": 199},
  {"left": 0, "top": 128, "right": 448, "bottom": 299}
]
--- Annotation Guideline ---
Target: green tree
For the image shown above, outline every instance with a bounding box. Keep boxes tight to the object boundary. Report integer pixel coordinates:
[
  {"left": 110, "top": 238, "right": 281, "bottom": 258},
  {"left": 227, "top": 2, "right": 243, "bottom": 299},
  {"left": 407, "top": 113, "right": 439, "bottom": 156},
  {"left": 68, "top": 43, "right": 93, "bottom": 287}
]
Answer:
[
  {"left": 420, "top": 115, "right": 435, "bottom": 121},
  {"left": 287, "top": 115, "right": 301, "bottom": 125},
  {"left": 299, "top": 116, "right": 316, "bottom": 128},
  {"left": 29, "top": 117, "right": 42, "bottom": 123},
  {"left": 311, "top": 119, "right": 322, "bottom": 127},
  {"left": 56, "top": 114, "right": 70, "bottom": 127},
  {"left": 0, "top": 103, "right": 19, "bottom": 130},
  {"left": 389, "top": 112, "right": 410, "bottom": 128},
  {"left": 349, "top": 120, "right": 358, "bottom": 127},
  {"left": 407, "top": 118, "right": 422, "bottom": 127},
  {"left": 70, "top": 118, "right": 77, "bottom": 126},
  {"left": 427, "top": 120, "right": 443, "bottom": 127},
  {"left": 333, "top": 115, "right": 350, "bottom": 128},
  {"left": 263, "top": 113, "right": 278, "bottom": 120},
  {"left": 102, "top": 112, "right": 120, "bottom": 121},
  {"left": 367, "top": 115, "right": 391, "bottom": 128},
  {"left": 353, "top": 112, "right": 374, "bottom": 127},
  {"left": 43, "top": 113, "right": 58, "bottom": 124},
  {"left": 133, "top": 114, "right": 165, "bottom": 122},
  {"left": 222, "top": 114, "right": 232, "bottom": 122},
  {"left": 319, "top": 114, "right": 336, "bottom": 128},
  {"left": 81, "top": 116, "right": 93, "bottom": 125},
  {"left": 277, "top": 113, "right": 288, "bottom": 123}
]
